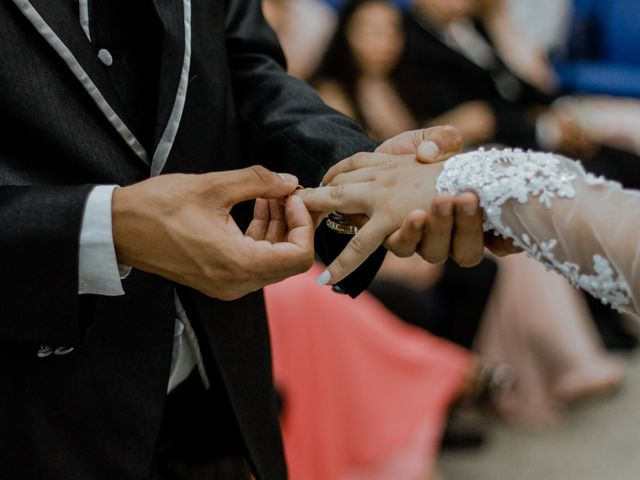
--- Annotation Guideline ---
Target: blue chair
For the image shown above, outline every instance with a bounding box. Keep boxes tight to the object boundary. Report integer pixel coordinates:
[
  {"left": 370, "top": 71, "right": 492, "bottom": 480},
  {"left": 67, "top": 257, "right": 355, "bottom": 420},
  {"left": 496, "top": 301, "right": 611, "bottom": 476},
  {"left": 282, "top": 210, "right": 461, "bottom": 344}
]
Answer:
[
  {"left": 321, "top": 0, "right": 410, "bottom": 11},
  {"left": 554, "top": 0, "right": 640, "bottom": 97},
  {"left": 600, "top": 0, "right": 640, "bottom": 64}
]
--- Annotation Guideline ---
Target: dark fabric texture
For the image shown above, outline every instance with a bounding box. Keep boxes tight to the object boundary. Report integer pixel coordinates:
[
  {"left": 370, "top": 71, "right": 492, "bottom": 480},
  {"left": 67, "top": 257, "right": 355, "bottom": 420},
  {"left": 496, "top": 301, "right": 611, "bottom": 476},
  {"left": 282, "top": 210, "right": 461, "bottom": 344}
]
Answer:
[
  {"left": 153, "top": 371, "right": 252, "bottom": 480},
  {"left": 401, "top": 12, "right": 552, "bottom": 150},
  {"left": 369, "top": 258, "right": 498, "bottom": 350},
  {"left": 0, "top": 1, "right": 383, "bottom": 478}
]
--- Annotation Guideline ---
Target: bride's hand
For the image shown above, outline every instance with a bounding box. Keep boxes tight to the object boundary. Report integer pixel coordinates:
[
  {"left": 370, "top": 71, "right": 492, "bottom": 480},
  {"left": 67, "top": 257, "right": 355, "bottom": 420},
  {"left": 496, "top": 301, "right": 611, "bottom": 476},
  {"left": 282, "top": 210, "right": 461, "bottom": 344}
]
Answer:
[{"left": 297, "top": 152, "right": 484, "bottom": 285}]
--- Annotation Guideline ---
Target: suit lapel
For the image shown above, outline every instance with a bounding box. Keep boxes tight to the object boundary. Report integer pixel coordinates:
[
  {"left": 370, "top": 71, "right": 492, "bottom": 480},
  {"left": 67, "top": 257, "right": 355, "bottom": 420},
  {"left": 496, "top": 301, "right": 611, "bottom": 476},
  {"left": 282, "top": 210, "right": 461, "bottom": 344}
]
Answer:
[
  {"left": 150, "top": 0, "right": 192, "bottom": 176},
  {"left": 11, "top": 0, "right": 150, "bottom": 166},
  {"left": 12, "top": 0, "right": 193, "bottom": 174}
]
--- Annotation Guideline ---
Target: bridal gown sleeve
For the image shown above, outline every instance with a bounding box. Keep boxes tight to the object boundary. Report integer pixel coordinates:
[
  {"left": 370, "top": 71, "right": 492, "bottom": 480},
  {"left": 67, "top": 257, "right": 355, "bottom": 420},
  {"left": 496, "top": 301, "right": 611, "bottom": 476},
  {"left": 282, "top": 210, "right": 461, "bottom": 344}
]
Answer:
[{"left": 436, "top": 148, "right": 640, "bottom": 316}]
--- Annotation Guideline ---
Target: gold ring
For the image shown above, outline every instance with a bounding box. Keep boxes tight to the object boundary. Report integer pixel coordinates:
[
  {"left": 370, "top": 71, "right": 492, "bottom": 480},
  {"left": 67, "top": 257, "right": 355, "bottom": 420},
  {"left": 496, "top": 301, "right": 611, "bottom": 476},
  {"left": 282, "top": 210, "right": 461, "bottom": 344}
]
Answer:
[{"left": 325, "top": 213, "right": 358, "bottom": 235}]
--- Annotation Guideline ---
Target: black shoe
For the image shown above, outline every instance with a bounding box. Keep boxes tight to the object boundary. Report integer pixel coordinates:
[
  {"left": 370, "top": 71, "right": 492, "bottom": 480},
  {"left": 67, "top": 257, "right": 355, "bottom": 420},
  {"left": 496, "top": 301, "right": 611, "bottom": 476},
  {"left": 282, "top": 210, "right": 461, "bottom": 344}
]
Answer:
[
  {"left": 587, "top": 294, "right": 638, "bottom": 351},
  {"left": 441, "top": 421, "right": 486, "bottom": 450}
]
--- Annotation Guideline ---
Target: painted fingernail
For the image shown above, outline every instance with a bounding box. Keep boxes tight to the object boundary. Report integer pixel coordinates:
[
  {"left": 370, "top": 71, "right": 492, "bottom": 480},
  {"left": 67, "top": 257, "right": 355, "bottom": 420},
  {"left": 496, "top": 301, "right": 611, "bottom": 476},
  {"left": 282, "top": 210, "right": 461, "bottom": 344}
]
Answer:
[
  {"left": 412, "top": 219, "right": 425, "bottom": 230},
  {"left": 418, "top": 141, "right": 440, "bottom": 159},
  {"left": 316, "top": 270, "right": 331, "bottom": 286},
  {"left": 438, "top": 203, "right": 452, "bottom": 216},
  {"left": 278, "top": 173, "right": 299, "bottom": 184},
  {"left": 462, "top": 203, "right": 477, "bottom": 216}
]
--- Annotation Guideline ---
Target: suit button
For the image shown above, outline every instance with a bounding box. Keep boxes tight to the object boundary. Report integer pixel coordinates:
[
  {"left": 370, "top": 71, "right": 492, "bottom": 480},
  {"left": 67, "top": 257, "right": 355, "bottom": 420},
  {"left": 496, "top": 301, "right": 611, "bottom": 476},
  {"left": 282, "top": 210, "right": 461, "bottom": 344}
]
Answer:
[
  {"left": 97, "top": 48, "right": 113, "bottom": 67},
  {"left": 174, "top": 319, "right": 185, "bottom": 337},
  {"left": 54, "top": 346, "right": 75, "bottom": 356},
  {"left": 37, "top": 345, "right": 53, "bottom": 358}
]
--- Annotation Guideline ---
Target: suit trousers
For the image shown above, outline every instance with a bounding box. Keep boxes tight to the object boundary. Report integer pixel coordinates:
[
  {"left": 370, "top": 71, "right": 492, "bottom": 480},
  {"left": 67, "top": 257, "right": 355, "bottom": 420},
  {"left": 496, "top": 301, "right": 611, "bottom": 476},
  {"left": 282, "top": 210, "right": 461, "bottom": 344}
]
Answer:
[{"left": 153, "top": 371, "right": 252, "bottom": 480}]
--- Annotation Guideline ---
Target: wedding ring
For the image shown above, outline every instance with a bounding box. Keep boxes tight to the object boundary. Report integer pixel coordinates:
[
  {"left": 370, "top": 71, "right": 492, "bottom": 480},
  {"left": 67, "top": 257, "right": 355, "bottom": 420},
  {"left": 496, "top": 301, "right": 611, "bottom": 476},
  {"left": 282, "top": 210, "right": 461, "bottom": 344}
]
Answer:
[{"left": 325, "top": 212, "right": 358, "bottom": 235}]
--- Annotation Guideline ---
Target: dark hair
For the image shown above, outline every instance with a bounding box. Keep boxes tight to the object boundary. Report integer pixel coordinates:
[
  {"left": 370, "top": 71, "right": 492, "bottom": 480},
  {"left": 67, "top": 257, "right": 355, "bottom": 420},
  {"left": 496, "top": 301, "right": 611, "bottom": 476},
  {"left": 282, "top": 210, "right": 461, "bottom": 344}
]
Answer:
[{"left": 310, "top": 0, "right": 417, "bottom": 130}]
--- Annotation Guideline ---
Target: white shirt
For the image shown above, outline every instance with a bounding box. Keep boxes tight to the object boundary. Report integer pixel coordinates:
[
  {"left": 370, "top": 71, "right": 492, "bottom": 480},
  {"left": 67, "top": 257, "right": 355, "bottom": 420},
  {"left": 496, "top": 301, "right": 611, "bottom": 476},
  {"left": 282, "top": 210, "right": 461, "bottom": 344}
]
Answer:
[{"left": 78, "top": 185, "right": 209, "bottom": 393}]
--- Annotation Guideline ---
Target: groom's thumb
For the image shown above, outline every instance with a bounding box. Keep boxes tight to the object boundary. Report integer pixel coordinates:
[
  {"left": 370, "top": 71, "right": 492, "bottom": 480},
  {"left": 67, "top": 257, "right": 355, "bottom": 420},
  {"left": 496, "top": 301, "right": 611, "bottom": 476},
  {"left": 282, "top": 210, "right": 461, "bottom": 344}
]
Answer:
[
  {"left": 376, "top": 126, "right": 463, "bottom": 163},
  {"left": 203, "top": 166, "right": 299, "bottom": 208}
]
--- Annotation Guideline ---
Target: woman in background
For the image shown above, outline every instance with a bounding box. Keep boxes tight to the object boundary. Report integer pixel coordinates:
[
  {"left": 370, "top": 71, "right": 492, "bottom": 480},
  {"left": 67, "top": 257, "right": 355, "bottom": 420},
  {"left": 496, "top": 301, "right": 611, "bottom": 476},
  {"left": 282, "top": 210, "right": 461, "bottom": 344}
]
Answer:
[
  {"left": 311, "top": 0, "right": 623, "bottom": 425},
  {"left": 262, "top": 0, "right": 336, "bottom": 80},
  {"left": 266, "top": 265, "right": 473, "bottom": 480}
]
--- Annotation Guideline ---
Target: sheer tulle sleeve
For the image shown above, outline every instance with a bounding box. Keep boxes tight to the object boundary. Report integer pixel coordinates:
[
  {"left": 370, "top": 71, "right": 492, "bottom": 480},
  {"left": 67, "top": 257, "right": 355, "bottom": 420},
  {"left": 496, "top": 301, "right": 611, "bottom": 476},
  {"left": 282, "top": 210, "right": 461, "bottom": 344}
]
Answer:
[{"left": 436, "top": 149, "right": 640, "bottom": 316}]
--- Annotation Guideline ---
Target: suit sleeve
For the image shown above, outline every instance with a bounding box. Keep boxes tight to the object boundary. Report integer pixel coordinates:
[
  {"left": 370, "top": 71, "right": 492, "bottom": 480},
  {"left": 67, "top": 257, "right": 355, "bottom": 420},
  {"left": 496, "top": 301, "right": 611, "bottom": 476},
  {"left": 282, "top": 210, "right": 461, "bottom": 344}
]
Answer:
[
  {"left": 0, "top": 185, "right": 94, "bottom": 345},
  {"left": 224, "top": 0, "right": 384, "bottom": 296}
]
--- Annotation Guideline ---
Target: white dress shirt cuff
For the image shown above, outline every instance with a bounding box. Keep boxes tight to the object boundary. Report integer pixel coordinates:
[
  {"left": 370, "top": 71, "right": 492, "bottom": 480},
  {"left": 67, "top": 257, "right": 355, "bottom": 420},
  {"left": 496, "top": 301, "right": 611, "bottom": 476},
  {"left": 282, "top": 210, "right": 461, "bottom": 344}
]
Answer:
[{"left": 78, "top": 185, "right": 126, "bottom": 295}]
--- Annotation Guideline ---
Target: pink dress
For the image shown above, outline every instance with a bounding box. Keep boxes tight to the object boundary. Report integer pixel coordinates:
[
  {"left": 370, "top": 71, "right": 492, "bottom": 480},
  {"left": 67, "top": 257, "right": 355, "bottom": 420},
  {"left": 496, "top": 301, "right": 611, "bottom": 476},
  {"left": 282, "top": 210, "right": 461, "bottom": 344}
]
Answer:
[
  {"left": 265, "top": 264, "right": 471, "bottom": 480},
  {"left": 477, "top": 254, "right": 624, "bottom": 425}
]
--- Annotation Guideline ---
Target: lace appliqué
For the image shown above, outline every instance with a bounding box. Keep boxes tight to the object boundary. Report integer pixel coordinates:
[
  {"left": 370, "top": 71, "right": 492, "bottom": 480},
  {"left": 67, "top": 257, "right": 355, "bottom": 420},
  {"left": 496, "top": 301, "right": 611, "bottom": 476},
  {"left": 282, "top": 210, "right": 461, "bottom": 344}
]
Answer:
[{"left": 436, "top": 148, "right": 633, "bottom": 312}]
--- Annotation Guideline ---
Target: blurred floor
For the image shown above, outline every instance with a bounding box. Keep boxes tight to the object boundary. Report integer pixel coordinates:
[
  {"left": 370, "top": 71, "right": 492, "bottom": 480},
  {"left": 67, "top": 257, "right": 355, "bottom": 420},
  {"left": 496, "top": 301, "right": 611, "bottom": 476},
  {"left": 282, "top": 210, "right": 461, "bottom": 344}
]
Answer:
[{"left": 439, "top": 353, "right": 640, "bottom": 480}]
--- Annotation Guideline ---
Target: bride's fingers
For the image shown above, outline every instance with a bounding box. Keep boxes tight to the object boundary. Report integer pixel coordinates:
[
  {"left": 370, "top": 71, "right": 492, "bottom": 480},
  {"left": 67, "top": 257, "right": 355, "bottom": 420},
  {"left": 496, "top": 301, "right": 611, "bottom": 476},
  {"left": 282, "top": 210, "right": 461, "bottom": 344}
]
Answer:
[
  {"left": 384, "top": 209, "right": 429, "bottom": 258},
  {"left": 450, "top": 193, "right": 485, "bottom": 267},
  {"left": 329, "top": 167, "right": 381, "bottom": 186},
  {"left": 322, "top": 153, "right": 412, "bottom": 186},
  {"left": 418, "top": 195, "right": 455, "bottom": 263},
  {"left": 295, "top": 184, "right": 370, "bottom": 216},
  {"left": 317, "top": 216, "right": 391, "bottom": 286}
]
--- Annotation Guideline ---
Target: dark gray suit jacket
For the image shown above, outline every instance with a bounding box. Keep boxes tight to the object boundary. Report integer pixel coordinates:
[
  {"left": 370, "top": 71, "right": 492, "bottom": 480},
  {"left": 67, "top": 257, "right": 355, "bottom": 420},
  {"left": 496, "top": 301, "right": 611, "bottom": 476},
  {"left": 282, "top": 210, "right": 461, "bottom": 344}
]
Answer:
[{"left": 0, "top": 1, "right": 382, "bottom": 478}]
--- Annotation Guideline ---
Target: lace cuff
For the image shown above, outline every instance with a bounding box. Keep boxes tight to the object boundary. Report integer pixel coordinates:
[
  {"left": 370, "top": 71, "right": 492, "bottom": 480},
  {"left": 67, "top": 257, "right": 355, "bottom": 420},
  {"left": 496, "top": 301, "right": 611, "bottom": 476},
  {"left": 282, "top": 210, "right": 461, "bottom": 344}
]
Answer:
[{"left": 436, "top": 148, "right": 636, "bottom": 314}]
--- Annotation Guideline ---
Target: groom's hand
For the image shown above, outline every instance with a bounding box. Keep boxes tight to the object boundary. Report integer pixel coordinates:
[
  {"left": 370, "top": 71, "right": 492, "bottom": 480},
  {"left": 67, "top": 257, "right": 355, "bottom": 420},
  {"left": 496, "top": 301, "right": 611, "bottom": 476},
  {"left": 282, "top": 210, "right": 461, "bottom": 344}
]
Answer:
[
  {"left": 112, "top": 167, "right": 314, "bottom": 301},
  {"left": 373, "top": 127, "right": 484, "bottom": 265},
  {"left": 302, "top": 126, "right": 486, "bottom": 284}
]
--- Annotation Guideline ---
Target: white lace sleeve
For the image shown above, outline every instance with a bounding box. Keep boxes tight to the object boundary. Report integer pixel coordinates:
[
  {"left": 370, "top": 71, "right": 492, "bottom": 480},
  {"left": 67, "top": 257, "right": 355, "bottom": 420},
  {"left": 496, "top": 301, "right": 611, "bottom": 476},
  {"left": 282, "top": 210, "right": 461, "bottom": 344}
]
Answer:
[{"left": 437, "top": 148, "right": 640, "bottom": 316}]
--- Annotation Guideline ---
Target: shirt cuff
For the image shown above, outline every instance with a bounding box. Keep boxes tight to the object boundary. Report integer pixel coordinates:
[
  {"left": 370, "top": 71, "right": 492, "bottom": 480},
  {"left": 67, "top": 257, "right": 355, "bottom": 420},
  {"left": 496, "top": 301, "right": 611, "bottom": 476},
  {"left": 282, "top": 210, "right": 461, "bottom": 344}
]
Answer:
[{"left": 78, "top": 185, "right": 126, "bottom": 295}]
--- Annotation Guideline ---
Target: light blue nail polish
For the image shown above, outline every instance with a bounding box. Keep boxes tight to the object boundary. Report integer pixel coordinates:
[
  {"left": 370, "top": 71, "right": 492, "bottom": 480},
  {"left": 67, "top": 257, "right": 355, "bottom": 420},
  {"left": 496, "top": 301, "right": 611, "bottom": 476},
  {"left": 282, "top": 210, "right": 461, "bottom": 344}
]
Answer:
[{"left": 316, "top": 270, "right": 331, "bottom": 286}]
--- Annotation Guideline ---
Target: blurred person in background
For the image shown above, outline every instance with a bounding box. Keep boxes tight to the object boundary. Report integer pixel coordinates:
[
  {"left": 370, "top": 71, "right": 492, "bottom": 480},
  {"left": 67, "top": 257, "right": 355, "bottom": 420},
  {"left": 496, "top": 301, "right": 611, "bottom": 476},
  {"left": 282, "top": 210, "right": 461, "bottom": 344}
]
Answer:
[
  {"left": 481, "top": 0, "right": 565, "bottom": 93},
  {"left": 402, "top": 0, "right": 640, "bottom": 192},
  {"left": 311, "top": 0, "right": 624, "bottom": 426},
  {"left": 491, "top": 0, "right": 640, "bottom": 157},
  {"left": 503, "top": 0, "right": 571, "bottom": 57},
  {"left": 262, "top": 0, "right": 337, "bottom": 79}
]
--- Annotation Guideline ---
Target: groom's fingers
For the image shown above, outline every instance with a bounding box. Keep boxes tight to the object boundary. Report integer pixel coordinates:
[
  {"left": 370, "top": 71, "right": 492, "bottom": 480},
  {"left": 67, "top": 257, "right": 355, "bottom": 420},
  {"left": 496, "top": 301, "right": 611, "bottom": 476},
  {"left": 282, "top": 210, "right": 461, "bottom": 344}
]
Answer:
[
  {"left": 375, "top": 126, "right": 463, "bottom": 160},
  {"left": 265, "top": 198, "right": 287, "bottom": 243},
  {"left": 450, "top": 193, "right": 485, "bottom": 267},
  {"left": 418, "top": 195, "right": 455, "bottom": 263},
  {"left": 485, "top": 233, "right": 521, "bottom": 257},
  {"left": 415, "top": 126, "right": 463, "bottom": 164},
  {"left": 245, "top": 198, "right": 271, "bottom": 241},
  {"left": 283, "top": 195, "right": 315, "bottom": 251},
  {"left": 385, "top": 209, "right": 428, "bottom": 258}
]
